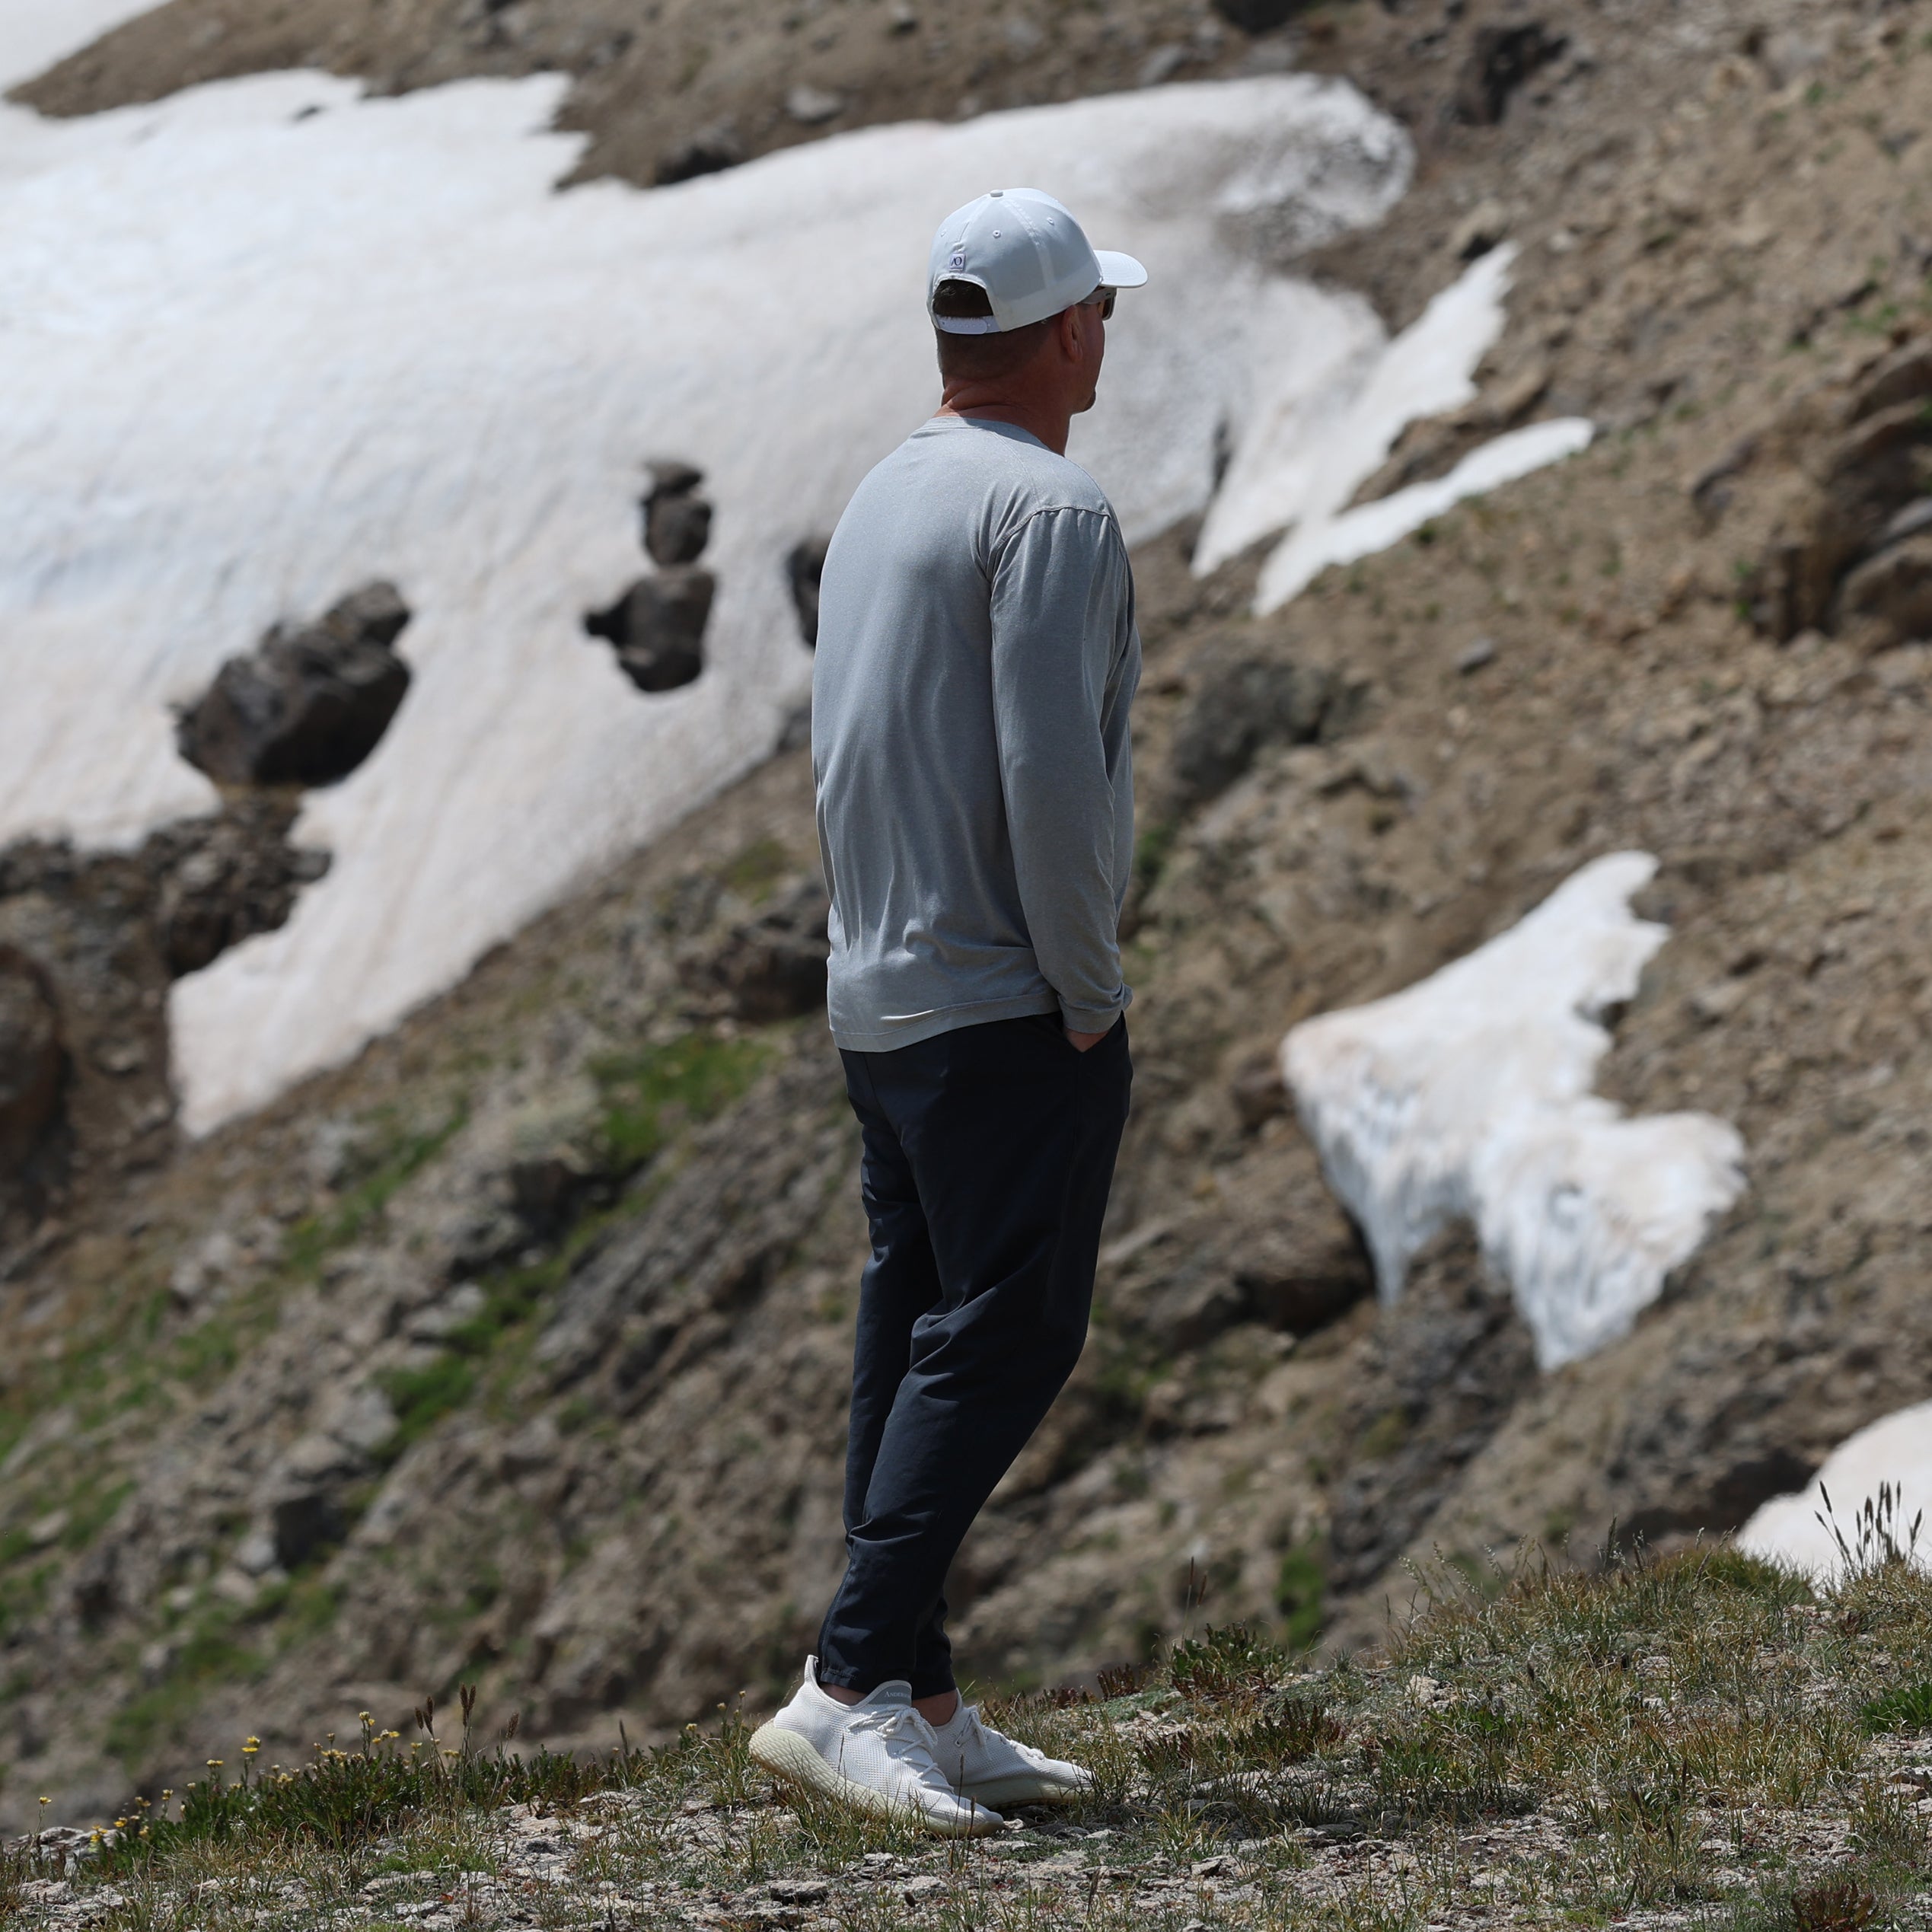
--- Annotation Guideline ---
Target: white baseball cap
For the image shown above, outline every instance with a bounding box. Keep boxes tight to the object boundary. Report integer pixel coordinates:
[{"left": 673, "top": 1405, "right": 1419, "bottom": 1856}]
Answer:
[{"left": 928, "top": 188, "right": 1148, "bottom": 335}]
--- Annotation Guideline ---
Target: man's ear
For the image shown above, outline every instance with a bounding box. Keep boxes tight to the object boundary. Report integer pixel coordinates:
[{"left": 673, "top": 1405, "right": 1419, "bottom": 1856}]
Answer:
[{"left": 1056, "top": 303, "right": 1085, "bottom": 363}]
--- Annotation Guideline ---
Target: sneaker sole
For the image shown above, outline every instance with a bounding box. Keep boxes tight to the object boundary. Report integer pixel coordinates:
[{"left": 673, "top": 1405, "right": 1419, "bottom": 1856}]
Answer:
[
  {"left": 958, "top": 1774, "right": 1089, "bottom": 1809},
  {"left": 748, "top": 1723, "right": 1006, "bottom": 1838}
]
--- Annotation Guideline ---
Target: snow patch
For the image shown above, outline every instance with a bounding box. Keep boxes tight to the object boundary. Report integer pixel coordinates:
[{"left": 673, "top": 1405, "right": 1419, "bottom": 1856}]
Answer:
[
  {"left": 1255, "top": 416, "right": 1595, "bottom": 611},
  {"left": 0, "top": 0, "right": 158, "bottom": 91},
  {"left": 1191, "top": 243, "right": 1590, "bottom": 609},
  {"left": 1281, "top": 853, "right": 1746, "bottom": 1370},
  {"left": 1739, "top": 1404, "right": 1932, "bottom": 1580},
  {"left": 0, "top": 69, "right": 1417, "bottom": 1131}
]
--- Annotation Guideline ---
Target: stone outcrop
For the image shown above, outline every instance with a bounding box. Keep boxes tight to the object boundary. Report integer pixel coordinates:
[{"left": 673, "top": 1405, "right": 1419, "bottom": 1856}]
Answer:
[
  {"left": 786, "top": 537, "right": 828, "bottom": 651},
  {"left": 176, "top": 582, "right": 413, "bottom": 788},
  {"left": 1736, "top": 340, "right": 1932, "bottom": 644},
  {"left": 0, "top": 796, "right": 329, "bottom": 1263},
  {"left": 643, "top": 463, "right": 713, "bottom": 567},
  {"left": 1452, "top": 23, "right": 1567, "bottom": 125},
  {"left": 0, "top": 952, "right": 63, "bottom": 1175},
  {"left": 585, "top": 572, "right": 713, "bottom": 694},
  {"left": 586, "top": 462, "right": 716, "bottom": 693},
  {"left": 1168, "top": 641, "right": 1350, "bottom": 808}
]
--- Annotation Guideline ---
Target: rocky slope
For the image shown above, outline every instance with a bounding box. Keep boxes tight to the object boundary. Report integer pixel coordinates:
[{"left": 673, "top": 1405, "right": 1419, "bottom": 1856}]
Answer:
[{"left": 4, "top": 0, "right": 1932, "bottom": 1844}]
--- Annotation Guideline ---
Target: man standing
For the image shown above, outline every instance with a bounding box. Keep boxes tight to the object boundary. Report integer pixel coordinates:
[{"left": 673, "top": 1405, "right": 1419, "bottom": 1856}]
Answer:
[{"left": 748, "top": 190, "right": 1144, "bottom": 1835}]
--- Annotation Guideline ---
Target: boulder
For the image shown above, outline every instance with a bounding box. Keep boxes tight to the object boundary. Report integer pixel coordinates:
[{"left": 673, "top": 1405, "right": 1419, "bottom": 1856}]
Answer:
[
  {"left": 784, "top": 84, "right": 845, "bottom": 126},
  {"left": 1170, "top": 642, "right": 1340, "bottom": 805},
  {"left": 1850, "top": 338, "right": 1932, "bottom": 423},
  {"left": 654, "top": 123, "right": 743, "bottom": 187},
  {"left": 696, "top": 878, "right": 831, "bottom": 1020},
  {"left": 176, "top": 582, "right": 413, "bottom": 787},
  {"left": 145, "top": 794, "right": 331, "bottom": 977},
  {"left": 1754, "top": 400, "right": 1932, "bottom": 638},
  {"left": 584, "top": 569, "right": 713, "bottom": 693},
  {"left": 786, "top": 536, "right": 829, "bottom": 649},
  {"left": 270, "top": 1489, "right": 346, "bottom": 1570},
  {"left": 0, "top": 952, "right": 62, "bottom": 1171},
  {"left": 644, "top": 462, "right": 713, "bottom": 566},
  {"left": 1838, "top": 536, "right": 1932, "bottom": 646},
  {"left": 1453, "top": 24, "right": 1567, "bottom": 125},
  {"left": 1210, "top": 0, "right": 1306, "bottom": 30}
]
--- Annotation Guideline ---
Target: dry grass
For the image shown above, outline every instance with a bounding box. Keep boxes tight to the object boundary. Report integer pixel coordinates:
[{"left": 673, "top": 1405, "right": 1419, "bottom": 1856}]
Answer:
[{"left": 11, "top": 1539, "right": 1932, "bottom": 1928}]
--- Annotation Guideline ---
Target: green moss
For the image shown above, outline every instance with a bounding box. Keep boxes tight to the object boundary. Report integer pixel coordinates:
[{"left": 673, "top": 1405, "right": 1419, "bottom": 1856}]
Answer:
[
  {"left": 1357, "top": 1406, "right": 1410, "bottom": 1461},
  {"left": 1860, "top": 1681, "right": 1932, "bottom": 1734},
  {"left": 1275, "top": 1541, "right": 1328, "bottom": 1652},
  {"left": 374, "top": 1356, "right": 478, "bottom": 1465},
  {"left": 589, "top": 1031, "right": 771, "bottom": 1168},
  {"left": 718, "top": 835, "right": 794, "bottom": 897},
  {"left": 1133, "top": 819, "right": 1178, "bottom": 892},
  {"left": 62, "top": 1477, "right": 132, "bottom": 1551}
]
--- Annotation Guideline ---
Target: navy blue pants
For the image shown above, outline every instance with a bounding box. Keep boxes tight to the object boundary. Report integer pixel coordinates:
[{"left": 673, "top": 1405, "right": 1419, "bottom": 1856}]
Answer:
[{"left": 815, "top": 1012, "right": 1133, "bottom": 1698}]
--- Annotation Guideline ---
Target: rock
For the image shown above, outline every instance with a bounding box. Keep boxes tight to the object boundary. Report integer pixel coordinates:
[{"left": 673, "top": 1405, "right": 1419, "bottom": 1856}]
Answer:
[
  {"left": 1752, "top": 391, "right": 1932, "bottom": 638},
  {"left": 1170, "top": 642, "right": 1340, "bottom": 805},
  {"left": 176, "top": 582, "right": 413, "bottom": 788},
  {"left": 1449, "top": 198, "right": 1510, "bottom": 262},
  {"left": 1324, "top": 1231, "right": 1538, "bottom": 1593},
  {"left": 270, "top": 1488, "right": 346, "bottom": 1570},
  {"left": 1876, "top": 499, "right": 1932, "bottom": 550},
  {"left": 696, "top": 879, "right": 830, "bottom": 1021},
  {"left": 1211, "top": 0, "right": 1306, "bottom": 30},
  {"left": 1851, "top": 340, "right": 1932, "bottom": 422},
  {"left": 585, "top": 570, "right": 713, "bottom": 693},
  {"left": 654, "top": 123, "right": 742, "bottom": 187},
  {"left": 1229, "top": 1054, "right": 1290, "bottom": 1132},
  {"left": 0, "top": 953, "right": 63, "bottom": 1171},
  {"left": 146, "top": 794, "right": 330, "bottom": 977},
  {"left": 784, "top": 84, "right": 845, "bottom": 126},
  {"left": 1456, "top": 636, "right": 1498, "bottom": 674},
  {"left": 1453, "top": 24, "right": 1567, "bottom": 125},
  {"left": 1838, "top": 537, "right": 1932, "bottom": 646},
  {"left": 786, "top": 536, "right": 829, "bottom": 649},
  {"left": 776, "top": 701, "right": 812, "bottom": 754},
  {"left": 644, "top": 463, "right": 713, "bottom": 566},
  {"left": 1138, "top": 45, "right": 1191, "bottom": 88}
]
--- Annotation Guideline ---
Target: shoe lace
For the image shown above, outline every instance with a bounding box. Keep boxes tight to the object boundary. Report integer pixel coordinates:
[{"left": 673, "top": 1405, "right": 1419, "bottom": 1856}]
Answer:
[{"left": 845, "top": 1705, "right": 952, "bottom": 1781}]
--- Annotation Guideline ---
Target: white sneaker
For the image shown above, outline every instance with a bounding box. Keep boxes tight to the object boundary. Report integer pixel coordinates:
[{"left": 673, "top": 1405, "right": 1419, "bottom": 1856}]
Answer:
[
  {"left": 925, "top": 1701, "right": 1093, "bottom": 1809},
  {"left": 748, "top": 1657, "right": 1005, "bottom": 1838}
]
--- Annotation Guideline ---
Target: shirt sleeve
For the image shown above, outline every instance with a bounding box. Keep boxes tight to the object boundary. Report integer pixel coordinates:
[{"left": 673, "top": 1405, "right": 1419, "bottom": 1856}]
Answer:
[{"left": 988, "top": 503, "right": 1135, "bottom": 1035}]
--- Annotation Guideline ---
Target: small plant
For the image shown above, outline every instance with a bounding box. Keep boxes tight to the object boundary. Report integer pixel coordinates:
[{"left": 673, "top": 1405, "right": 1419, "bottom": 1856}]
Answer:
[
  {"left": 1168, "top": 1623, "right": 1286, "bottom": 1701},
  {"left": 1791, "top": 1873, "right": 1880, "bottom": 1931},
  {"left": 1859, "top": 1680, "right": 1932, "bottom": 1733},
  {"left": 1095, "top": 1659, "right": 1151, "bottom": 1701},
  {"left": 1818, "top": 1481, "right": 1924, "bottom": 1578}
]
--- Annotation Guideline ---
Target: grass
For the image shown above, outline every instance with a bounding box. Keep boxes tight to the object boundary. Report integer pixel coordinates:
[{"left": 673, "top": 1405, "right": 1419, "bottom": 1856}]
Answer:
[
  {"left": 21, "top": 1541, "right": 1932, "bottom": 1928},
  {"left": 588, "top": 1029, "right": 772, "bottom": 1168}
]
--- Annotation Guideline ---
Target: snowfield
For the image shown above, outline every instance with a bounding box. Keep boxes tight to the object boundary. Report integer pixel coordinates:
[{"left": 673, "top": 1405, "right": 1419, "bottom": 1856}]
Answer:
[
  {"left": 4, "top": 14, "right": 1591, "bottom": 1130},
  {"left": 1283, "top": 854, "right": 1748, "bottom": 1369},
  {"left": 1741, "top": 1404, "right": 1932, "bottom": 1580}
]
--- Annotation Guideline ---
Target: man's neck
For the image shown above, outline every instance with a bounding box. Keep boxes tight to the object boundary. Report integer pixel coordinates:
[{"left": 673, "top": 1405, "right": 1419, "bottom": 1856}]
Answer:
[{"left": 935, "top": 397, "right": 1071, "bottom": 456}]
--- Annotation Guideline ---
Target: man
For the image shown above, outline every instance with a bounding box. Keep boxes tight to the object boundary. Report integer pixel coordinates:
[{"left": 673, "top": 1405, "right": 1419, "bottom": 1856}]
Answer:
[{"left": 748, "top": 190, "right": 1145, "bottom": 1835}]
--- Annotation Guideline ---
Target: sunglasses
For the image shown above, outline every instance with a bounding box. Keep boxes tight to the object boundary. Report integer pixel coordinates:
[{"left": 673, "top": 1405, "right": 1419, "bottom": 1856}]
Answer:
[{"left": 1087, "top": 287, "right": 1116, "bottom": 320}]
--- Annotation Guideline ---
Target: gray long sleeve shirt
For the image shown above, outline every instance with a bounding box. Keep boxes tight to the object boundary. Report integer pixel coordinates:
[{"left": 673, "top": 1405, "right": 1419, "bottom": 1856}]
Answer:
[{"left": 811, "top": 414, "right": 1140, "bottom": 1054}]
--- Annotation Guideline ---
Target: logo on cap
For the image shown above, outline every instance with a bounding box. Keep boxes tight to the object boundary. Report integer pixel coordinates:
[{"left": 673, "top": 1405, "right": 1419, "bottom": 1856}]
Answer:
[{"left": 949, "top": 251, "right": 966, "bottom": 269}]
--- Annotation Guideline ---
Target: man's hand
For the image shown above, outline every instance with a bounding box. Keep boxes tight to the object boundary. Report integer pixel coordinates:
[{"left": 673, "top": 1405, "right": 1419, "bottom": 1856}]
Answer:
[{"left": 1066, "top": 1028, "right": 1108, "bottom": 1053}]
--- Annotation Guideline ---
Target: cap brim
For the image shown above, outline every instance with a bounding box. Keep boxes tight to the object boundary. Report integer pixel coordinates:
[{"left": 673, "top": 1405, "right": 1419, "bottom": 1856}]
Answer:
[{"left": 1094, "top": 249, "right": 1149, "bottom": 290}]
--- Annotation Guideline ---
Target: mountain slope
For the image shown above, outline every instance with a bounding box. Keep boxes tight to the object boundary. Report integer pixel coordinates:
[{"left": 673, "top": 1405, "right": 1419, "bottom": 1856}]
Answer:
[{"left": 3, "top": 0, "right": 1932, "bottom": 1841}]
